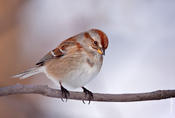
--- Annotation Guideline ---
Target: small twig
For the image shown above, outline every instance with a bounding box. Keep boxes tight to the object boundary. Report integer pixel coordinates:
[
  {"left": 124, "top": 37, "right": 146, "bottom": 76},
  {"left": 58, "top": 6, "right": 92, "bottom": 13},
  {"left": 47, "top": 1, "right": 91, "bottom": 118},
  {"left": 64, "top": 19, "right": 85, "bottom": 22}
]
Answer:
[{"left": 0, "top": 84, "right": 175, "bottom": 102}]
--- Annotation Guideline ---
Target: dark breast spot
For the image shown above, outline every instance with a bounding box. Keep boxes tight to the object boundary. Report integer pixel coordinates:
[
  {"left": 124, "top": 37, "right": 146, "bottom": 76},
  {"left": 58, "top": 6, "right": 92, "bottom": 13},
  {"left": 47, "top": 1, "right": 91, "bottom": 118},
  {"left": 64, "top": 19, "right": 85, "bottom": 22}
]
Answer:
[{"left": 86, "top": 58, "right": 94, "bottom": 67}]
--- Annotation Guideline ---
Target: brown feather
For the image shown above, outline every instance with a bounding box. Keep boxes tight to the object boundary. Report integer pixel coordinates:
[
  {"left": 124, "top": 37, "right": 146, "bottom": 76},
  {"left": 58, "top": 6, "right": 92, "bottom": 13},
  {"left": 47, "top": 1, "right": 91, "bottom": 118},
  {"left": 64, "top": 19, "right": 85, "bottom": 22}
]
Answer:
[
  {"left": 91, "top": 29, "right": 109, "bottom": 49},
  {"left": 36, "top": 36, "right": 79, "bottom": 66},
  {"left": 36, "top": 48, "right": 64, "bottom": 66}
]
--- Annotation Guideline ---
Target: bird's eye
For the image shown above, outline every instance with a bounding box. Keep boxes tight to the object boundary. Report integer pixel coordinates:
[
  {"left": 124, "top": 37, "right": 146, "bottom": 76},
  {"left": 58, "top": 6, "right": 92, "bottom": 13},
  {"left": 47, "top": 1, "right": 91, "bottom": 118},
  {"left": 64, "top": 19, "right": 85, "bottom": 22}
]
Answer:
[{"left": 94, "top": 41, "right": 98, "bottom": 45}]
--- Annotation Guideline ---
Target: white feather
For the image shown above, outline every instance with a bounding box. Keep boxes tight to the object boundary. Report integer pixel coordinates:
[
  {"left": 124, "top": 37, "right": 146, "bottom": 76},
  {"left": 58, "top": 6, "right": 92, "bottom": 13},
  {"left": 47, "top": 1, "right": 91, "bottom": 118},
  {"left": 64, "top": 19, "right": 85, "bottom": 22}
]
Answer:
[{"left": 12, "top": 66, "right": 44, "bottom": 79}]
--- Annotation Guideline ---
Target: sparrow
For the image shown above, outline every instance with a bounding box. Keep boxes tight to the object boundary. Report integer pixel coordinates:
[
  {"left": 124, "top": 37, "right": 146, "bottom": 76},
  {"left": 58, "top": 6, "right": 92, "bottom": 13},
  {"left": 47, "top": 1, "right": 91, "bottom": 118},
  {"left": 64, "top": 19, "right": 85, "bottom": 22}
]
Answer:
[{"left": 13, "top": 29, "right": 109, "bottom": 103}]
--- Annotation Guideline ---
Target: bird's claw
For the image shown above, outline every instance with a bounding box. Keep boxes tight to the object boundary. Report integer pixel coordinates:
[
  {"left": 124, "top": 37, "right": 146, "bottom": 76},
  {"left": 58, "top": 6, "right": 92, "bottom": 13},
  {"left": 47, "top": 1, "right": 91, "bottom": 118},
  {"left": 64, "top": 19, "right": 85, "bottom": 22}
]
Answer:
[
  {"left": 82, "top": 87, "right": 94, "bottom": 104},
  {"left": 60, "top": 85, "right": 70, "bottom": 102}
]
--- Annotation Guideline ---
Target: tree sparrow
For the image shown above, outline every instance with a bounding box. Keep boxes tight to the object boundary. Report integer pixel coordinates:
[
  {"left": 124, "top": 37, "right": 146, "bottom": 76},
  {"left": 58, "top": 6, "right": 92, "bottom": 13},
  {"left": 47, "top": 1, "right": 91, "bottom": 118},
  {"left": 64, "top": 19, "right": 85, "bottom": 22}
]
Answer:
[{"left": 13, "top": 29, "right": 109, "bottom": 103}]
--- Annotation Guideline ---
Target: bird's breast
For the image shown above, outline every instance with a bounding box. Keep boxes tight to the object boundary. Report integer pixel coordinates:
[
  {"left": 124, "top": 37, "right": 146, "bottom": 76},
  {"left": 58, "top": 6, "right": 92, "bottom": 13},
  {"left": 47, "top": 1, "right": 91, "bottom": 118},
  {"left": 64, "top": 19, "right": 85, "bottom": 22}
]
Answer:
[
  {"left": 61, "top": 55, "right": 103, "bottom": 89},
  {"left": 44, "top": 52, "right": 103, "bottom": 89}
]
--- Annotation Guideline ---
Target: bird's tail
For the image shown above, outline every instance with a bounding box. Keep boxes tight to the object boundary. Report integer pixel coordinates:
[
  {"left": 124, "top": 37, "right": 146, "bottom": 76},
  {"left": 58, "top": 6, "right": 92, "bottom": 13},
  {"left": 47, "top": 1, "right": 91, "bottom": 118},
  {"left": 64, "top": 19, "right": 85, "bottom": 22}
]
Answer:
[{"left": 12, "top": 66, "right": 44, "bottom": 79}]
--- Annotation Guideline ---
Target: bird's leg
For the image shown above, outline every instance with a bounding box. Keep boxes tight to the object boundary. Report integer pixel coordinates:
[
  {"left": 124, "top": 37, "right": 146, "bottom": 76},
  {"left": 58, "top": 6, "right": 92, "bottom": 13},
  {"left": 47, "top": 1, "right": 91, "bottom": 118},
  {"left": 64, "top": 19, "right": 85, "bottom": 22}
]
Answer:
[
  {"left": 59, "top": 82, "right": 70, "bottom": 102},
  {"left": 82, "top": 87, "right": 94, "bottom": 104}
]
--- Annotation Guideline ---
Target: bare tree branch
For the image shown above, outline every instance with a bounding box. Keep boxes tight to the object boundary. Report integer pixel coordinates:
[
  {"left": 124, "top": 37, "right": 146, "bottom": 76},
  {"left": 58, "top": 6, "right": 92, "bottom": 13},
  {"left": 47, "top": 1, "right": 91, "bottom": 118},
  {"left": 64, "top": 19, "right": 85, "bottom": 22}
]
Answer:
[{"left": 0, "top": 84, "right": 175, "bottom": 102}]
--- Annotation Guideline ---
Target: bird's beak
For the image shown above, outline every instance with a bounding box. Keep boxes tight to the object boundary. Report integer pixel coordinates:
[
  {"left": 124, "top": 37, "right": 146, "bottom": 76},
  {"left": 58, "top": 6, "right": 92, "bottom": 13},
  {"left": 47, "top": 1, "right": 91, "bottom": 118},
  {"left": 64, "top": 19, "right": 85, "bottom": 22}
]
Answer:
[{"left": 97, "top": 48, "right": 105, "bottom": 55}]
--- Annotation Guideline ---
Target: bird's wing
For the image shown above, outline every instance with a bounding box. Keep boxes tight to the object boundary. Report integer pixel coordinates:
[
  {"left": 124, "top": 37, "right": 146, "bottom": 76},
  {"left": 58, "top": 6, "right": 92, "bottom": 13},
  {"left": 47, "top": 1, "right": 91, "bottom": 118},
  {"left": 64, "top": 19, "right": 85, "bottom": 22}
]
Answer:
[
  {"left": 36, "top": 38, "right": 78, "bottom": 66},
  {"left": 36, "top": 47, "right": 64, "bottom": 66}
]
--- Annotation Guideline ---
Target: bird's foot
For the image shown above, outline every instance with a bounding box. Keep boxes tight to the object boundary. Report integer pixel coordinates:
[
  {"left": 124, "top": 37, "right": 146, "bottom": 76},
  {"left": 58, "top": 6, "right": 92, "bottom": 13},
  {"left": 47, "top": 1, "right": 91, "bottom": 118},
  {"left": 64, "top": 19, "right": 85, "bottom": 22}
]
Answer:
[
  {"left": 60, "top": 85, "right": 70, "bottom": 102},
  {"left": 82, "top": 87, "right": 94, "bottom": 104}
]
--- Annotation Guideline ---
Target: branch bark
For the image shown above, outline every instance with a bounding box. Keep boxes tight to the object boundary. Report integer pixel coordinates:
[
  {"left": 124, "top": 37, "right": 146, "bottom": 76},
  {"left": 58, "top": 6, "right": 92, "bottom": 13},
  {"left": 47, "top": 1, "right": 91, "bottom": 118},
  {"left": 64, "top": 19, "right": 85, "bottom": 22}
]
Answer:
[{"left": 0, "top": 84, "right": 175, "bottom": 102}]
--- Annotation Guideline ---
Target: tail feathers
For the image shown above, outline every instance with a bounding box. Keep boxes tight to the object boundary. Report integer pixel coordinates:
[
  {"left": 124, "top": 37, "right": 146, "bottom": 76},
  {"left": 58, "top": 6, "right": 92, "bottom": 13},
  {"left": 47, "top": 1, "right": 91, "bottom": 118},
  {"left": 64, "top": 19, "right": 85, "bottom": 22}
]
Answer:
[{"left": 12, "top": 66, "right": 44, "bottom": 79}]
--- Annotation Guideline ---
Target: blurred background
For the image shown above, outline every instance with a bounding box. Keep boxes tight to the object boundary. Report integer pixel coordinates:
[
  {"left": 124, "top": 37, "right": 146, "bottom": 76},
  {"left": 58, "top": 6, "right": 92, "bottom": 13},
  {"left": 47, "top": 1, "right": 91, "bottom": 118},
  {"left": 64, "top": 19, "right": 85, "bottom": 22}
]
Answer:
[{"left": 0, "top": 0, "right": 175, "bottom": 118}]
